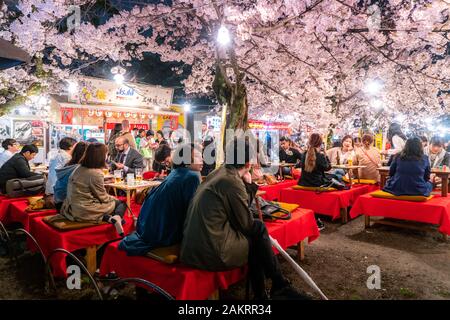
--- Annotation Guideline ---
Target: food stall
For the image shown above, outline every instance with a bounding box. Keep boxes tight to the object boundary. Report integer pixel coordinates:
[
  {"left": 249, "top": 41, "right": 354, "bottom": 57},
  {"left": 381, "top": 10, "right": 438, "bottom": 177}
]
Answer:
[{"left": 48, "top": 76, "right": 179, "bottom": 150}]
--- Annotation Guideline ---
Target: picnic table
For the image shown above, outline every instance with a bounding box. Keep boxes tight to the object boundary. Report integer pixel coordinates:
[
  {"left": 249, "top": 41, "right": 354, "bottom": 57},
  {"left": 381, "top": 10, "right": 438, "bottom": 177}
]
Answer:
[
  {"left": 377, "top": 166, "right": 450, "bottom": 197},
  {"left": 105, "top": 180, "right": 161, "bottom": 212},
  {"left": 332, "top": 164, "right": 366, "bottom": 187},
  {"left": 350, "top": 193, "right": 450, "bottom": 240}
]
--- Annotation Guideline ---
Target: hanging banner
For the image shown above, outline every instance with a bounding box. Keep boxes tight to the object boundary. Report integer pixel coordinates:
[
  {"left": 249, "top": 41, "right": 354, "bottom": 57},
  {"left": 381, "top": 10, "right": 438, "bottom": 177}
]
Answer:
[
  {"left": 248, "top": 119, "right": 290, "bottom": 130},
  {"left": 106, "top": 123, "right": 149, "bottom": 130},
  {"left": 375, "top": 132, "right": 383, "bottom": 151},
  {"left": 61, "top": 108, "right": 74, "bottom": 125},
  {"left": 157, "top": 114, "right": 179, "bottom": 131},
  {"left": 68, "top": 77, "right": 174, "bottom": 109}
]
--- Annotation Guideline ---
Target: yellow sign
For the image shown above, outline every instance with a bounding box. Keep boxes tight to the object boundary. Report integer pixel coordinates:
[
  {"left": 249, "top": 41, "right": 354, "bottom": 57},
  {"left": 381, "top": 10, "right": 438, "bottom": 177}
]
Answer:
[{"left": 375, "top": 132, "right": 383, "bottom": 150}]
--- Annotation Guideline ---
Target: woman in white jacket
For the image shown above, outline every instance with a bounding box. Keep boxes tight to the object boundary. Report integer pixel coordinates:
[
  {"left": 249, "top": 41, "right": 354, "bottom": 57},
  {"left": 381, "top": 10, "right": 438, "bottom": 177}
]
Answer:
[{"left": 385, "top": 123, "right": 407, "bottom": 164}]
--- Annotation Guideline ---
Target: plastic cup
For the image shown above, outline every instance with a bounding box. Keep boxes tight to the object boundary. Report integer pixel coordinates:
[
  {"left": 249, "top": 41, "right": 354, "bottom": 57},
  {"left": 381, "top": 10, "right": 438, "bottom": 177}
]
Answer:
[{"left": 127, "top": 173, "right": 135, "bottom": 186}]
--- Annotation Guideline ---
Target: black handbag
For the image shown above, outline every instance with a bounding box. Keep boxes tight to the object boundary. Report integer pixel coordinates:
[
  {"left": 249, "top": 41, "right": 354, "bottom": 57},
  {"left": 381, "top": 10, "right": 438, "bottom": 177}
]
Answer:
[
  {"left": 5, "top": 175, "right": 45, "bottom": 198},
  {"left": 315, "top": 178, "right": 348, "bottom": 194},
  {"left": 250, "top": 197, "right": 291, "bottom": 220}
]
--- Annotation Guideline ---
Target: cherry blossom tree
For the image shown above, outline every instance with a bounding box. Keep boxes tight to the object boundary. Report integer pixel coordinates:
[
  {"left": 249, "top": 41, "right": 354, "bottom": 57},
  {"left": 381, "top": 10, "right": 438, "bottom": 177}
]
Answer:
[{"left": 1, "top": 0, "right": 450, "bottom": 133}]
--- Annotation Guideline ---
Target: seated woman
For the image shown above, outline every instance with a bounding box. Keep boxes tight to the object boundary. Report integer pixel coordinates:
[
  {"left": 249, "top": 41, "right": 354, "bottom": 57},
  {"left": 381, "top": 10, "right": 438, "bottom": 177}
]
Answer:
[
  {"left": 354, "top": 134, "right": 381, "bottom": 181},
  {"left": 383, "top": 137, "right": 432, "bottom": 197},
  {"left": 53, "top": 141, "right": 89, "bottom": 212},
  {"left": 327, "top": 135, "right": 355, "bottom": 165},
  {"left": 384, "top": 122, "right": 407, "bottom": 165},
  {"left": 326, "top": 135, "right": 355, "bottom": 181},
  {"left": 298, "top": 133, "right": 332, "bottom": 187},
  {"left": 353, "top": 137, "right": 362, "bottom": 149},
  {"left": 60, "top": 143, "right": 127, "bottom": 236}
]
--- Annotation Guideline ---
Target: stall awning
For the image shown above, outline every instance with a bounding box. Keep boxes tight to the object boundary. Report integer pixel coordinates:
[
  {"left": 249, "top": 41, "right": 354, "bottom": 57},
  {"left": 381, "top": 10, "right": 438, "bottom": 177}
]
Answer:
[
  {"left": 56, "top": 102, "right": 180, "bottom": 116},
  {"left": 0, "top": 39, "right": 31, "bottom": 70}
]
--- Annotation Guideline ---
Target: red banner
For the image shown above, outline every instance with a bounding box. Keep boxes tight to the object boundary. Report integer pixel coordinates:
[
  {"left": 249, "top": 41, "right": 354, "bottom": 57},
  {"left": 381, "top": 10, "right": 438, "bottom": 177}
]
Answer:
[
  {"left": 106, "top": 123, "right": 149, "bottom": 130},
  {"left": 60, "top": 109, "right": 73, "bottom": 125},
  {"left": 248, "top": 119, "right": 290, "bottom": 130}
]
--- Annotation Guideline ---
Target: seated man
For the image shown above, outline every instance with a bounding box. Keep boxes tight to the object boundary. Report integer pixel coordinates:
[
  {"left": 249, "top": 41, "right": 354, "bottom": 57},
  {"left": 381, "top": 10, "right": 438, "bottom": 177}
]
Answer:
[
  {"left": 181, "top": 137, "right": 308, "bottom": 300},
  {"left": 152, "top": 144, "right": 172, "bottom": 177},
  {"left": 0, "top": 138, "right": 20, "bottom": 169},
  {"left": 425, "top": 136, "right": 450, "bottom": 187},
  {"left": 279, "top": 136, "right": 302, "bottom": 177},
  {"left": 111, "top": 136, "right": 144, "bottom": 175},
  {"left": 0, "top": 144, "right": 43, "bottom": 193},
  {"left": 119, "top": 143, "right": 203, "bottom": 255}
]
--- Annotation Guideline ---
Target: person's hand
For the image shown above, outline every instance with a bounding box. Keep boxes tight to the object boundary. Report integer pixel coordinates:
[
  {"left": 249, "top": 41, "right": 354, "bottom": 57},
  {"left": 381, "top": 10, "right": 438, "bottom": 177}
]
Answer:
[
  {"left": 242, "top": 172, "right": 252, "bottom": 184},
  {"left": 115, "top": 163, "right": 125, "bottom": 169}
]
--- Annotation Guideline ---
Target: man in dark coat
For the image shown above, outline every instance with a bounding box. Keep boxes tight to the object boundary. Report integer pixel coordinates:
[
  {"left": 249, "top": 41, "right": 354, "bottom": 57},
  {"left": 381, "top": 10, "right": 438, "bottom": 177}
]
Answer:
[
  {"left": 181, "top": 137, "right": 308, "bottom": 300},
  {"left": 0, "top": 144, "right": 42, "bottom": 192}
]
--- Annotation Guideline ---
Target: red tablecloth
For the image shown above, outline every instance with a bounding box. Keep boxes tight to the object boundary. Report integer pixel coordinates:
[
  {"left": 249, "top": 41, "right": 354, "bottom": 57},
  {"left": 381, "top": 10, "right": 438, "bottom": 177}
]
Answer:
[
  {"left": 29, "top": 212, "right": 138, "bottom": 278},
  {"left": 265, "top": 207, "right": 320, "bottom": 253},
  {"left": 8, "top": 200, "right": 56, "bottom": 230},
  {"left": 280, "top": 184, "right": 373, "bottom": 220},
  {"left": 0, "top": 196, "right": 33, "bottom": 223},
  {"left": 100, "top": 241, "right": 246, "bottom": 300},
  {"left": 350, "top": 194, "right": 450, "bottom": 236},
  {"left": 258, "top": 180, "right": 298, "bottom": 201},
  {"left": 99, "top": 207, "right": 319, "bottom": 299}
]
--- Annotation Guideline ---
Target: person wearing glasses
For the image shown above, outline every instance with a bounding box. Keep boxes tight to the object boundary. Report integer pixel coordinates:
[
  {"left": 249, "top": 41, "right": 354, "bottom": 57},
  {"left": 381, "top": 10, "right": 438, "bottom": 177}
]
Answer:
[
  {"left": 111, "top": 137, "right": 144, "bottom": 176},
  {"left": 0, "top": 139, "right": 20, "bottom": 169}
]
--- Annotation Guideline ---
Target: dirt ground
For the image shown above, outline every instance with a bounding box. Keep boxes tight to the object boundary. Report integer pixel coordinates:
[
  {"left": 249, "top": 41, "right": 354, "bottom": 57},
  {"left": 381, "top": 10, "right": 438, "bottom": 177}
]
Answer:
[{"left": 1, "top": 215, "right": 449, "bottom": 300}]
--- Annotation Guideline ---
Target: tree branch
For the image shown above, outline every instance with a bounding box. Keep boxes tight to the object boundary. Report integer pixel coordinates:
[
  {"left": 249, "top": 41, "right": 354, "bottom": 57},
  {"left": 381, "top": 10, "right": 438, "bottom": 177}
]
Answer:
[
  {"left": 240, "top": 67, "right": 291, "bottom": 101},
  {"left": 252, "top": 0, "right": 325, "bottom": 33},
  {"left": 357, "top": 33, "right": 450, "bottom": 83}
]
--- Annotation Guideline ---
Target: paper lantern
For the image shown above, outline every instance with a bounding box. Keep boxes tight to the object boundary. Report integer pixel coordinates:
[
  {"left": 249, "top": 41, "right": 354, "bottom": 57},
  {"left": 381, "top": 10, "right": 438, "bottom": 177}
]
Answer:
[
  {"left": 132, "top": 113, "right": 138, "bottom": 119},
  {"left": 105, "top": 111, "right": 113, "bottom": 117},
  {"left": 124, "top": 112, "right": 131, "bottom": 118},
  {"left": 96, "top": 110, "right": 103, "bottom": 117},
  {"left": 88, "top": 109, "right": 95, "bottom": 117}
]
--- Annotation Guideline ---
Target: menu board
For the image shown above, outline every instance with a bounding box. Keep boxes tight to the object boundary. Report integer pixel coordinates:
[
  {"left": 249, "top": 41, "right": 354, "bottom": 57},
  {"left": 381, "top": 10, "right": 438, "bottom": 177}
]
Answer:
[{"left": 13, "top": 120, "right": 44, "bottom": 146}]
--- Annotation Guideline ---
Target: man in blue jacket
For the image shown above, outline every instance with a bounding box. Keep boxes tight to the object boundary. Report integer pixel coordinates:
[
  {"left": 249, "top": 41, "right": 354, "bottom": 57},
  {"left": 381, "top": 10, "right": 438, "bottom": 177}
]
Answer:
[{"left": 119, "top": 143, "right": 203, "bottom": 255}]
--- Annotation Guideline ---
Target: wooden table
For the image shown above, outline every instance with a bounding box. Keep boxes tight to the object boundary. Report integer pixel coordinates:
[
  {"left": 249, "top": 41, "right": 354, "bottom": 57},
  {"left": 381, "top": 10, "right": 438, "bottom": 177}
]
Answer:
[
  {"left": 332, "top": 165, "right": 366, "bottom": 186},
  {"left": 377, "top": 166, "right": 450, "bottom": 197},
  {"left": 278, "top": 163, "right": 296, "bottom": 178},
  {"left": 31, "top": 165, "right": 48, "bottom": 172},
  {"left": 104, "top": 180, "right": 162, "bottom": 215},
  {"left": 377, "top": 166, "right": 390, "bottom": 189}
]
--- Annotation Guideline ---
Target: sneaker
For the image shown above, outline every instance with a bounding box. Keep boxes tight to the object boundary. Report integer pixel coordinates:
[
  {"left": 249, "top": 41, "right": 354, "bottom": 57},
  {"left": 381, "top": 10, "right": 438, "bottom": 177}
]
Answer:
[
  {"left": 316, "top": 218, "right": 325, "bottom": 231},
  {"left": 270, "top": 284, "right": 312, "bottom": 300}
]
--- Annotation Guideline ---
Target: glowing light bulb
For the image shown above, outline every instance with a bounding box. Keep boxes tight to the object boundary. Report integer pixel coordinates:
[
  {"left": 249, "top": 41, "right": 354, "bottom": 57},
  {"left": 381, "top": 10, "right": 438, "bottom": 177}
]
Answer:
[
  {"left": 114, "top": 74, "right": 124, "bottom": 84},
  {"left": 217, "top": 25, "right": 231, "bottom": 46}
]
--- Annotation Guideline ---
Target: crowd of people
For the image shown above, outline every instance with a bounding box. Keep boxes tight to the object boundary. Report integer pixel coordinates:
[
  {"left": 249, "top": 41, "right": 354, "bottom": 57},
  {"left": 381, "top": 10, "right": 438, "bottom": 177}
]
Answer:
[{"left": 1, "top": 119, "right": 450, "bottom": 300}]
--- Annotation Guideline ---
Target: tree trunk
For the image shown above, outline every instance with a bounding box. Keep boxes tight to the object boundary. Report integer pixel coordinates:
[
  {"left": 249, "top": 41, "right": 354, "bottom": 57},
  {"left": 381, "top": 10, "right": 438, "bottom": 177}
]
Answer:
[{"left": 212, "top": 64, "right": 249, "bottom": 131}]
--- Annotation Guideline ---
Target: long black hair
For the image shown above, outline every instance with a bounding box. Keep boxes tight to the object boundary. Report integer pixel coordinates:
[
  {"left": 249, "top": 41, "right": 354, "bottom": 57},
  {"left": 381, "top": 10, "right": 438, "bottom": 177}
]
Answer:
[
  {"left": 399, "top": 137, "right": 423, "bottom": 161},
  {"left": 387, "top": 122, "right": 407, "bottom": 145}
]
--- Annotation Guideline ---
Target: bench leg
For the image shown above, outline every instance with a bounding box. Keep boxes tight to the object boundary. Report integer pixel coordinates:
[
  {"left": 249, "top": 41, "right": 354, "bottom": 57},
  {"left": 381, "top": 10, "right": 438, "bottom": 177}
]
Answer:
[
  {"left": 297, "top": 240, "right": 305, "bottom": 262},
  {"left": 208, "top": 289, "right": 219, "bottom": 300},
  {"left": 365, "top": 215, "right": 371, "bottom": 228},
  {"left": 85, "top": 245, "right": 97, "bottom": 275},
  {"left": 340, "top": 208, "right": 348, "bottom": 224}
]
